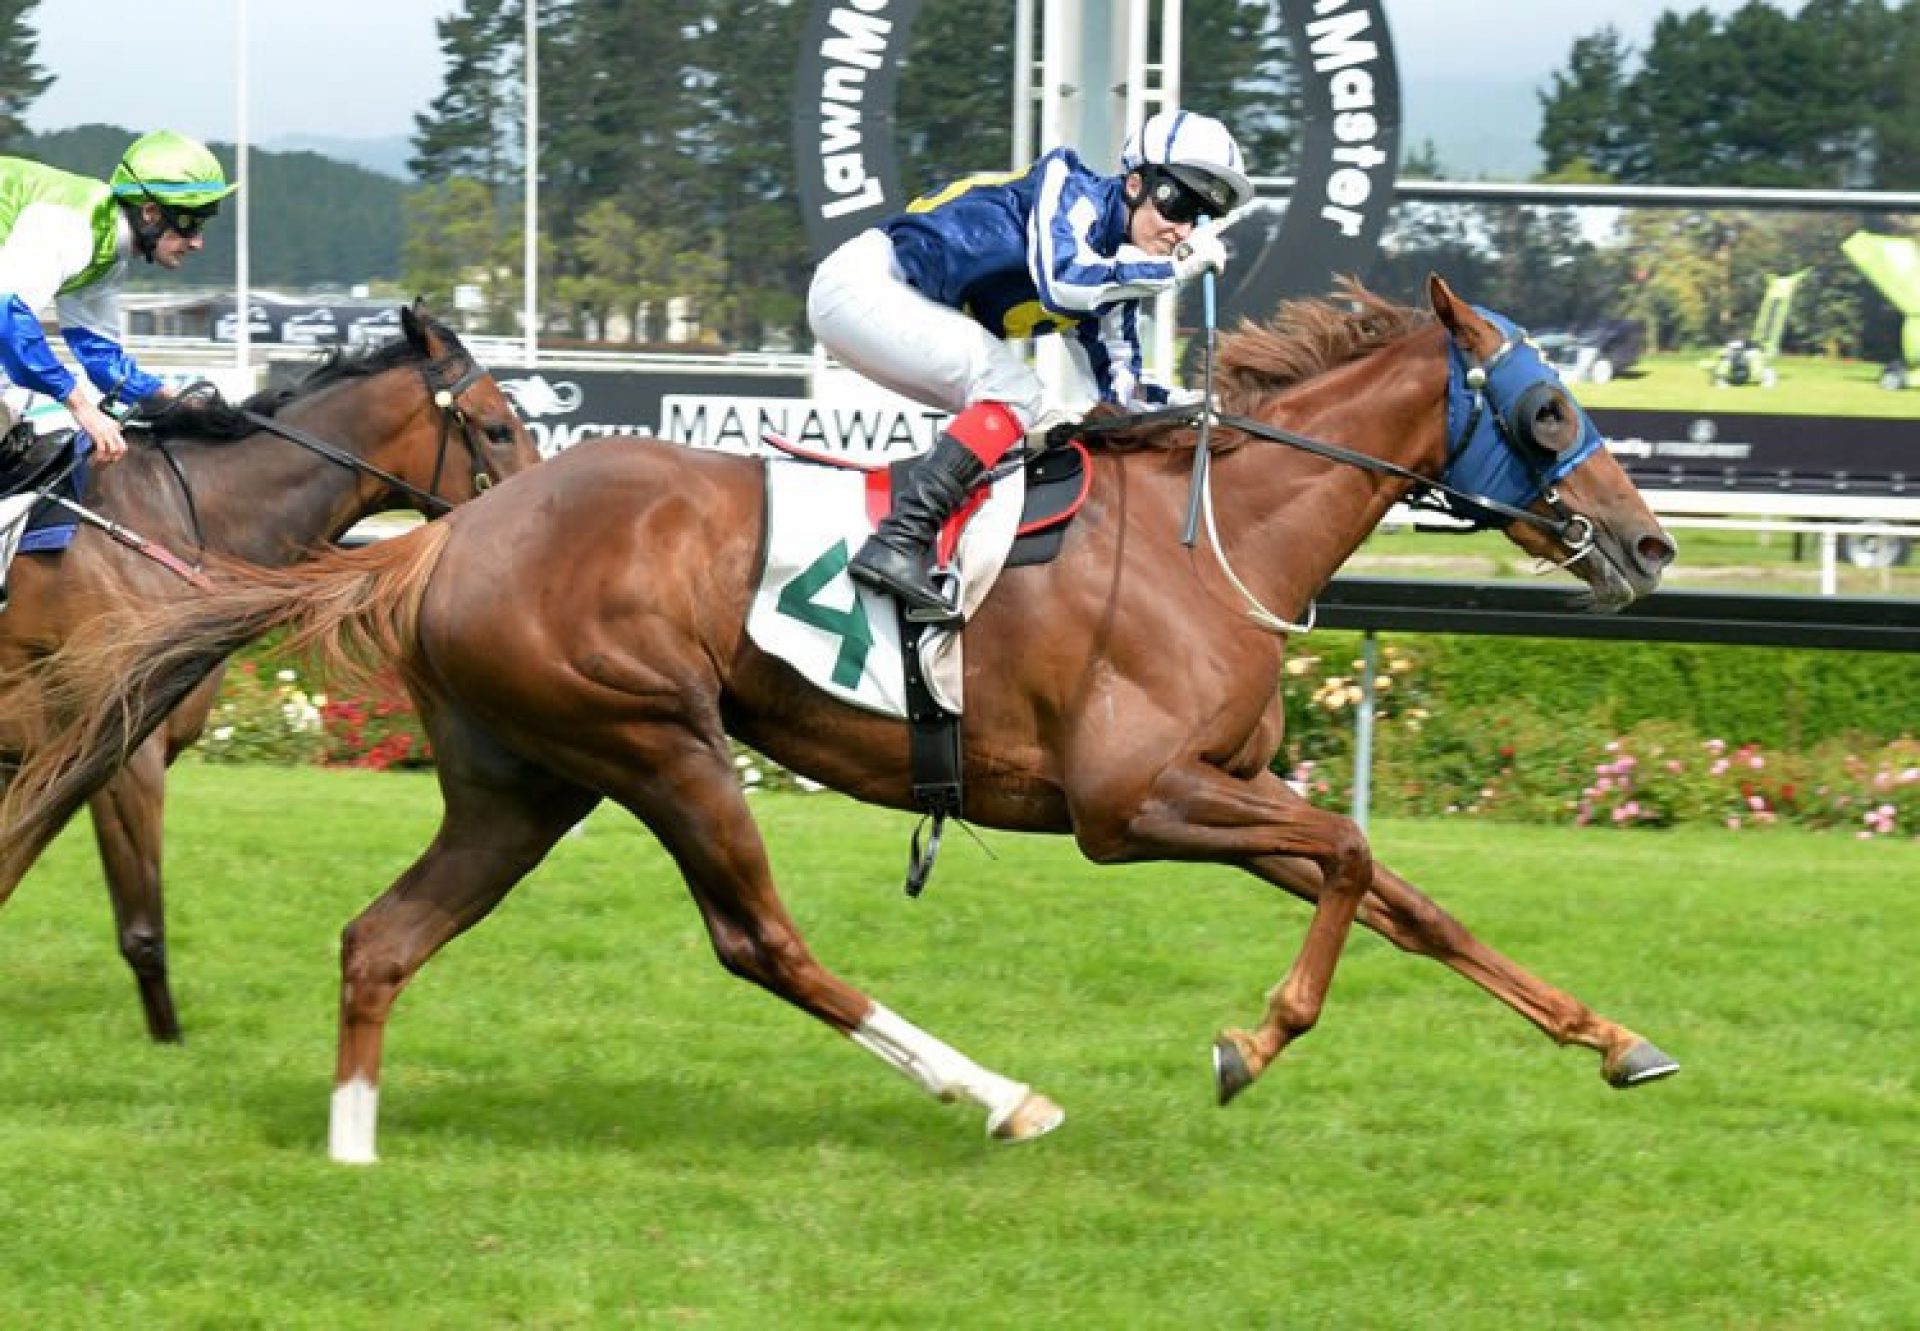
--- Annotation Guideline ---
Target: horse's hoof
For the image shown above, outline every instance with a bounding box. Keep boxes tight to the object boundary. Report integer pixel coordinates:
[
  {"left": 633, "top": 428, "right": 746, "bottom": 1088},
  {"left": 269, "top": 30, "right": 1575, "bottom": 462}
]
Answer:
[
  {"left": 1606, "top": 1039, "right": 1680, "bottom": 1088},
  {"left": 1213, "top": 1035, "right": 1256, "bottom": 1106},
  {"left": 987, "top": 1090, "right": 1065, "bottom": 1143}
]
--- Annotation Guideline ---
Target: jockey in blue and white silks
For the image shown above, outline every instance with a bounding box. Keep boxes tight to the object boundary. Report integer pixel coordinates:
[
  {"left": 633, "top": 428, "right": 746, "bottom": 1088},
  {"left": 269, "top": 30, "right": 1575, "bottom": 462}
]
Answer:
[
  {"left": 0, "top": 130, "right": 237, "bottom": 466},
  {"left": 807, "top": 109, "right": 1254, "bottom": 622}
]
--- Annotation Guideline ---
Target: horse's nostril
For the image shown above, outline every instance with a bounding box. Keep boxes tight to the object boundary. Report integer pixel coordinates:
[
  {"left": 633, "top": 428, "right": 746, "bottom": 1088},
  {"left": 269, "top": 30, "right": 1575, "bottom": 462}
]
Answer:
[{"left": 1638, "top": 533, "right": 1678, "bottom": 572}]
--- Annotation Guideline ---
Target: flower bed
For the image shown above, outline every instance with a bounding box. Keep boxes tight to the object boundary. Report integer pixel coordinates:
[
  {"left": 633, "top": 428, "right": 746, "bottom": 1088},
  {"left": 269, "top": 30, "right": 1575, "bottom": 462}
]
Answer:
[{"left": 201, "top": 644, "right": 1915, "bottom": 838}]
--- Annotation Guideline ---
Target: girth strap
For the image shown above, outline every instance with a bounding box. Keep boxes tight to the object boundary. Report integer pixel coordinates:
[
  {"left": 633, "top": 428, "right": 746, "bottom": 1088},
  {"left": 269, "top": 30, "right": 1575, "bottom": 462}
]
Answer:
[{"left": 898, "top": 609, "right": 963, "bottom": 898}]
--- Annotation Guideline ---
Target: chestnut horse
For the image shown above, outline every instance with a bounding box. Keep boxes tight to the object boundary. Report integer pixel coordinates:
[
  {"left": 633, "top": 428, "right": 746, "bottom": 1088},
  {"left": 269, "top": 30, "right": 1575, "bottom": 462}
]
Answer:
[
  {"left": 0, "top": 278, "right": 1678, "bottom": 1162},
  {"left": 0, "top": 303, "right": 539, "bottom": 1040}
]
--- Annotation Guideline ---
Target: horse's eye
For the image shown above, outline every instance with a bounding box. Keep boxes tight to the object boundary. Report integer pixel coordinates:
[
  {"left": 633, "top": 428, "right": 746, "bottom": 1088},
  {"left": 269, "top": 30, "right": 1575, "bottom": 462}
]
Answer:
[{"left": 485, "top": 421, "right": 519, "bottom": 445}]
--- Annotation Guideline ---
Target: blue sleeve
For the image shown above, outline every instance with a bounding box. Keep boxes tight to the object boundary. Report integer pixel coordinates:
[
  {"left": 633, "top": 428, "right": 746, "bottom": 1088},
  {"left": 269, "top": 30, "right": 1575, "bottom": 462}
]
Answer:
[
  {"left": 1071, "top": 300, "right": 1161, "bottom": 406},
  {"left": 1029, "top": 154, "right": 1179, "bottom": 317},
  {"left": 0, "top": 294, "right": 78, "bottom": 400},
  {"left": 61, "top": 325, "right": 164, "bottom": 404}
]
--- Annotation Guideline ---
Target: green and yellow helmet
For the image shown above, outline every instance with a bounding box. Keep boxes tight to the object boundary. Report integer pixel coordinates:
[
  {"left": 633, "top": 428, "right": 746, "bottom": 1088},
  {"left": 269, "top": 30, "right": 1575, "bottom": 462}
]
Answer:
[{"left": 110, "top": 130, "right": 239, "bottom": 211}]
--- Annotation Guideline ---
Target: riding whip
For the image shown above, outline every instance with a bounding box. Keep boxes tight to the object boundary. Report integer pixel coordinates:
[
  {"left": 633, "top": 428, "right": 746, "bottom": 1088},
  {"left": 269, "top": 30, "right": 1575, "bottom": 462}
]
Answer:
[{"left": 1179, "top": 225, "right": 1219, "bottom": 548}]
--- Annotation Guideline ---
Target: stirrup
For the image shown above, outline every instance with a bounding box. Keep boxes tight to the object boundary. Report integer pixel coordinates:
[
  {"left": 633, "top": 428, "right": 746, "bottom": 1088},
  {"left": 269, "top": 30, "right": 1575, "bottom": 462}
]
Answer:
[{"left": 903, "top": 568, "right": 963, "bottom": 625}]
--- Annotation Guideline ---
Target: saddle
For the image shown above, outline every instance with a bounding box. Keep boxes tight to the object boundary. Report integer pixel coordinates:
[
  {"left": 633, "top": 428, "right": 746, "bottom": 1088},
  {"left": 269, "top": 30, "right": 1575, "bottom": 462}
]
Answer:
[
  {"left": 0, "top": 428, "right": 76, "bottom": 499},
  {"left": 765, "top": 431, "right": 1093, "bottom": 569}
]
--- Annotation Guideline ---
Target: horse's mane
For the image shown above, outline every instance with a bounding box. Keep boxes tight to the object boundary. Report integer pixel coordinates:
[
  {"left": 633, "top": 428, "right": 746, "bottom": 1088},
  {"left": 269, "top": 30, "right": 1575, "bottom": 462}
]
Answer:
[
  {"left": 1090, "top": 279, "right": 1434, "bottom": 454},
  {"left": 137, "top": 310, "right": 458, "bottom": 445}
]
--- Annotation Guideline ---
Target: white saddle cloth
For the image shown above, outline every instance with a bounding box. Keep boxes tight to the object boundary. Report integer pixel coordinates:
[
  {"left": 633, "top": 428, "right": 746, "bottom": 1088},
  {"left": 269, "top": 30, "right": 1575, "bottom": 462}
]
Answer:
[{"left": 745, "top": 457, "right": 1026, "bottom": 717}]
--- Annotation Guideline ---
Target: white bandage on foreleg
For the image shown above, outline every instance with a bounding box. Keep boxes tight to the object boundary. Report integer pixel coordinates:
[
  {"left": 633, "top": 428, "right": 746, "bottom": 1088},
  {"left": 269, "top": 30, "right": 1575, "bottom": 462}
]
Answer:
[{"left": 850, "top": 1003, "right": 1028, "bottom": 1119}]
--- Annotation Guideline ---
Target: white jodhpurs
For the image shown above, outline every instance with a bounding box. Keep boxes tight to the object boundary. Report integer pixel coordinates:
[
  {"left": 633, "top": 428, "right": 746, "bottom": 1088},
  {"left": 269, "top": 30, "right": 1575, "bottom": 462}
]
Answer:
[{"left": 806, "top": 229, "right": 1045, "bottom": 430}]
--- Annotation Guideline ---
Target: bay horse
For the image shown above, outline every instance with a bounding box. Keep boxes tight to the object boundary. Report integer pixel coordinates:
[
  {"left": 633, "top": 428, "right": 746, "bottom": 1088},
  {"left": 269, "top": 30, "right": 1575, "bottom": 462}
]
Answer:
[
  {"left": 0, "top": 277, "right": 1678, "bottom": 1162},
  {"left": 0, "top": 303, "right": 539, "bottom": 1041}
]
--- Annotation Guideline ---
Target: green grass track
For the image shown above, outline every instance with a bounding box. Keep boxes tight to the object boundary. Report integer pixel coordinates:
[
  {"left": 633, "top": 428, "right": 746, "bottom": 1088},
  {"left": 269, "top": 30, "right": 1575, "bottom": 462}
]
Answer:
[{"left": 1, "top": 765, "right": 1915, "bottom": 1328}]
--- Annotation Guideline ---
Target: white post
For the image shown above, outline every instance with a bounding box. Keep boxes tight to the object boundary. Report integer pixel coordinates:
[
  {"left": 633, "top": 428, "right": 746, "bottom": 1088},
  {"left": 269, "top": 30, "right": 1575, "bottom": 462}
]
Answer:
[
  {"left": 523, "top": 0, "right": 539, "bottom": 367},
  {"left": 1032, "top": 0, "right": 1084, "bottom": 403},
  {"left": 1012, "top": 0, "right": 1036, "bottom": 169},
  {"left": 1820, "top": 529, "right": 1838, "bottom": 595},
  {"left": 1351, "top": 632, "right": 1378, "bottom": 832},
  {"left": 234, "top": 0, "right": 250, "bottom": 376},
  {"left": 1147, "top": 0, "right": 1181, "bottom": 384}
]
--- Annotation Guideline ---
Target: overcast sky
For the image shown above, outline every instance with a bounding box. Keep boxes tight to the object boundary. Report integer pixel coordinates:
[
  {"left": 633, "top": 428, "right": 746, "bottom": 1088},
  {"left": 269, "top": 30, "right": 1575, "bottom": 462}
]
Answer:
[{"left": 28, "top": 1, "right": 1802, "bottom": 145}]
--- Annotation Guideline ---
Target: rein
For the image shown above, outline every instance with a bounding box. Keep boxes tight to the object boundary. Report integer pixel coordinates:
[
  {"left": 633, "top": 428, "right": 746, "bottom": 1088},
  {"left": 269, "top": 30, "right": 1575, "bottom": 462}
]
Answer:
[
  {"left": 1071, "top": 337, "right": 1603, "bottom": 634},
  {"left": 26, "top": 450, "right": 212, "bottom": 591},
  {"left": 239, "top": 351, "right": 497, "bottom": 518},
  {"left": 17, "top": 349, "right": 499, "bottom": 594}
]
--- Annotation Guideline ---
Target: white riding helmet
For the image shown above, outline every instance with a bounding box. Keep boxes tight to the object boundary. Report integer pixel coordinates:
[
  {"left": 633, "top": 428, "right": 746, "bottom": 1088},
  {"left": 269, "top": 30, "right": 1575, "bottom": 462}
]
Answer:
[{"left": 1119, "top": 110, "right": 1254, "bottom": 215}]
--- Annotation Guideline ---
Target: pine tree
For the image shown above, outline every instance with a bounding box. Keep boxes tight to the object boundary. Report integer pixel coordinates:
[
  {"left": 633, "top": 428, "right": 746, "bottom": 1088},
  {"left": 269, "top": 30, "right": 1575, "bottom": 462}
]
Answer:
[
  {"left": 408, "top": 0, "right": 525, "bottom": 190},
  {"left": 0, "top": 0, "right": 50, "bottom": 153}
]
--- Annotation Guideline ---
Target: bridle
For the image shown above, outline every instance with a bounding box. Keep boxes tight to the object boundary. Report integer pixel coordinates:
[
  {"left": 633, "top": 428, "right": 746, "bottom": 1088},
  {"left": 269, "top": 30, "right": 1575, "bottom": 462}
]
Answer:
[
  {"left": 1071, "top": 315, "right": 1608, "bottom": 633},
  {"left": 238, "top": 346, "right": 502, "bottom": 518},
  {"left": 17, "top": 347, "right": 507, "bottom": 593}
]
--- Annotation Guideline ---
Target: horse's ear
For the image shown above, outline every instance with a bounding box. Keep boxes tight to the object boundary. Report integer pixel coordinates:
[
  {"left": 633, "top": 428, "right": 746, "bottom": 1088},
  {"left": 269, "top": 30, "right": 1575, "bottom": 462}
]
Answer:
[
  {"left": 1428, "top": 273, "right": 1500, "bottom": 359},
  {"left": 400, "top": 301, "right": 427, "bottom": 352}
]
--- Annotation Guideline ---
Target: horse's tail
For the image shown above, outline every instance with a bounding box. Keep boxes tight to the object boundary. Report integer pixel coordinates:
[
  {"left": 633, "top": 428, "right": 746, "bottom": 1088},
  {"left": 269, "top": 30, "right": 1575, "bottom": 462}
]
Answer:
[{"left": 0, "top": 522, "right": 455, "bottom": 882}]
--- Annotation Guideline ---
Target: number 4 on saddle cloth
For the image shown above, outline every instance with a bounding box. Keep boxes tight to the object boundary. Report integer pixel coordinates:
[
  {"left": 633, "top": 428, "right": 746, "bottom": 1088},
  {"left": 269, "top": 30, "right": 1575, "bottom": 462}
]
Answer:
[
  {"left": 747, "top": 434, "right": 1090, "bottom": 719},
  {"left": 0, "top": 430, "right": 89, "bottom": 613}
]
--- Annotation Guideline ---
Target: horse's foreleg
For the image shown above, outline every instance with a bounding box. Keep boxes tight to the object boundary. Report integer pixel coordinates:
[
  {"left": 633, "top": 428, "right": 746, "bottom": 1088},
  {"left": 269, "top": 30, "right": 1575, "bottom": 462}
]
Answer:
[
  {"left": 619, "top": 729, "right": 1061, "bottom": 1142},
  {"left": 1074, "top": 762, "right": 1373, "bottom": 1105},
  {"left": 87, "top": 733, "right": 181, "bottom": 1042},
  {"left": 1255, "top": 855, "right": 1678, "bottom": 1088},
  {"left": 328, "top": 755, "right": 598, "bottom": 1164}
]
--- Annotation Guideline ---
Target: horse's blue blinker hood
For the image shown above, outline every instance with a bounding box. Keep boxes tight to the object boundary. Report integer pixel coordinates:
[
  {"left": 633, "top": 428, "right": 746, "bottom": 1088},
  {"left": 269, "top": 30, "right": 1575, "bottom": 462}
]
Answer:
[{"left": 1436, "top": 308, "right": 1606, "bottom": 528}]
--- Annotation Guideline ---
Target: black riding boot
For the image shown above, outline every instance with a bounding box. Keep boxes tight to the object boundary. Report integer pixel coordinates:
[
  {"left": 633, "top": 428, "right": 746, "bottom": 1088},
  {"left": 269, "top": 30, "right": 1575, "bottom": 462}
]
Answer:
[{"left": 849, "top": 433, "right": 987, "bottom": 620}]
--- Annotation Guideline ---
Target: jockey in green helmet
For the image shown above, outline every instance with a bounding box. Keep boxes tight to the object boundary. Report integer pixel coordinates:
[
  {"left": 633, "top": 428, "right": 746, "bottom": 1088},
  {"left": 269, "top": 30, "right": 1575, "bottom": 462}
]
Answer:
[{"left": 0, "top": 130, "right": 238, "bottom": 465}]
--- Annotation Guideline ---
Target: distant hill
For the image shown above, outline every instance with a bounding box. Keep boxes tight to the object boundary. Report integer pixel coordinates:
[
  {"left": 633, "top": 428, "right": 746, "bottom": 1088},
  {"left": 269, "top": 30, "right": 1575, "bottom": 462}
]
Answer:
[
  {"left": 18, "top": 124, "right": 408, "bottom": 289},
  {"left": 1403, "top": 76, "right": 1544, "bottom": 180},
  {"left": 265, "top": 133, "right": 412, "bottom": 182}
]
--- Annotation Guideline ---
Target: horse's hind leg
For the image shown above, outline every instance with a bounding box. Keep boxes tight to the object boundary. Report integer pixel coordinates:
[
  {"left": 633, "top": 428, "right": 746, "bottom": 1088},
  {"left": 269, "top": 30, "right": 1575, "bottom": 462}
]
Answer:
[
  {"left": 1256, "top": 856, "right": 1678, "bottom": 1088},
  {"left": 88, "top": 733, "right": 182, "bottom": 1041},
  {"left": 607, "top": 725, "right": 1061, "bottom": 1143},
  {"left": 328, "top": 737, "right": 599, "bottom": 1164}
]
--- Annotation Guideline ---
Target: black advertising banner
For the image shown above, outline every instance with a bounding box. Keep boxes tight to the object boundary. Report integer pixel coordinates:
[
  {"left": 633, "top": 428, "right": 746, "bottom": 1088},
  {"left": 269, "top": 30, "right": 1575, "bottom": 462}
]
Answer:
[
  {"left": 267, "top": 364, "right": 810, "bottom": 457},
  {"left": 792, "top": 0, "right": 922, "bottom": 259},
  {"left": 1220, "top": 0, "right": 1400, "bottom": 323},
  {"left": 1595, "top": 409, "right": 1916, "bottom": 496},
  {"left": 490, "top": 369, "right": 810, "bottom": 456}
]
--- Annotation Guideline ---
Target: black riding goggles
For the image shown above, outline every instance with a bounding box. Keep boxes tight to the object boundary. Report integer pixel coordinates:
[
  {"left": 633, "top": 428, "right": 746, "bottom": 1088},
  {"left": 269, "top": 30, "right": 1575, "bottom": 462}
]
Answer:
[
  {"left": 1142, "top": 167, "right": 1214, "bottom": 226},
  {"left": 163, "top": 204, "right": 218, "bottom": 238}
]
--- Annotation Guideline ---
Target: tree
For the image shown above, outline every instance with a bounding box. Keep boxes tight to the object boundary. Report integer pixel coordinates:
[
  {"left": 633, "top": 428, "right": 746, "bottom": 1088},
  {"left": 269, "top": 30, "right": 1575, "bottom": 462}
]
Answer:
[
  {"left": 1538, "top": 27, "right": 1632, "bottom": 181},
  {"left": 1539, "top": 1, "right": 1919, "bottom": 189},
  {"left": 0, "top": 0, "right": 49, "bottom": 153},
  {"left": 1180, "top": 0, "right": 1296, "bottom": 178},
  {"left": 403, "top": 177, "right": 519, "bottom": 323},
  {"left": 409, "top": 0, "right": 525, "bottom": 191}
]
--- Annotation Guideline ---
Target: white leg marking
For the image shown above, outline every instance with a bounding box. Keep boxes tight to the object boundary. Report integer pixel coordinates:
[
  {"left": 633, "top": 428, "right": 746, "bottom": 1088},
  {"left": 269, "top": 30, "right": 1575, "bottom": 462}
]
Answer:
[
  {"left": 328, "top": 1077, "right": 380, "bottom": 1165},
  {"left": 850, "top": 1002, "right": 1031, "bottom": 1132}
]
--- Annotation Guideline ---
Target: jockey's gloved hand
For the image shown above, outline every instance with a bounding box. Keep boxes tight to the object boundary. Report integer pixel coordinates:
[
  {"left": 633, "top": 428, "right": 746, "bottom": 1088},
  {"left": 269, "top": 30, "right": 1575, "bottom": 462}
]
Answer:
[
  {"left": 1025, "top": 407, "right": 1079, "bottom": 453},
  {"left": 1173, "top": 229, "right": 1228, "bottom": 281}
]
